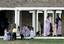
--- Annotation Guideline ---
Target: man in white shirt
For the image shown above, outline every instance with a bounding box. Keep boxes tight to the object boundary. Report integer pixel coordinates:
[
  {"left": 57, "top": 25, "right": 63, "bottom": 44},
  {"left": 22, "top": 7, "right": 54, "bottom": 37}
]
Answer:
[{"left": 12, "top": 27, "right": 17, "bottom": 40}]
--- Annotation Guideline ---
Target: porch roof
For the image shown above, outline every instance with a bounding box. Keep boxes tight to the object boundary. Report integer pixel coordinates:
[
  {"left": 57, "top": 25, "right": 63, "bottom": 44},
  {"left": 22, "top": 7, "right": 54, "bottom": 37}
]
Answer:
[{"left": 0, "top": 0, "right": 64, "bottom": 7}]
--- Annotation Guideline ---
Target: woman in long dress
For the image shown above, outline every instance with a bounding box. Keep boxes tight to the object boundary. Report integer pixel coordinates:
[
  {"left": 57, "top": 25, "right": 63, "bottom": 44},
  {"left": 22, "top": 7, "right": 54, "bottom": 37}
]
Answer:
[
  {"left": 3, "top": 29, "right": 8, "bottom": 40},
  {"left": 56, "top": 15, "right": 62, "bottom": 36},
  {"left": 43, "top": 15, "right": 51, "bottom": 36}
]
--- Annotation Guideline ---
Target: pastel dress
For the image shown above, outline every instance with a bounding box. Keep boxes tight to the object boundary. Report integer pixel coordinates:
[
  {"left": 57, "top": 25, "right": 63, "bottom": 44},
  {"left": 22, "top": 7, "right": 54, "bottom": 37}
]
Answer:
[
  {"left": 43, "top": 19, "right": 51, "bottom": 36},
  {"left": 30, "top": 30, "right": 35, "bottom": 38},
  {"left": 21, "top": 26, "right": 30, "bottom": 37},
  {"left": 25, "top": 27, "right": 30, "bottom": 37},
  {"left": 57, "top": 20, "right": 62, "bottom": 35},
  {"left": 3, "top": 30, "right": 8, "bottom": 40},
  {"left": 21, "top": 28, "right": 25, "bottom": 37}
]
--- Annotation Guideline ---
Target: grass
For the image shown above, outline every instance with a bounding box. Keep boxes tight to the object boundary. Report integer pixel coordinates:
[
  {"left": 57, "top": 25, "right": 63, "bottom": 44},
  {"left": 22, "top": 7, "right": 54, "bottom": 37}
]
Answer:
[{"left": 0, "top": 39, "right": 64, "bottom": 44}]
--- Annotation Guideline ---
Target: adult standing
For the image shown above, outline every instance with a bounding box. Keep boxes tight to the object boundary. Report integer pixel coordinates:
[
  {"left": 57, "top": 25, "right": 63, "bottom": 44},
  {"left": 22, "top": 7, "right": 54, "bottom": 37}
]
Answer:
[
  {"left": 12, "top": 25, "right": 17, "bottom": 40},
  {"left": 55, "top": 15, "right": 62, "bottom": 36},
  {"left": 43, "top": 15, "right": 51, "bottom": 36}
]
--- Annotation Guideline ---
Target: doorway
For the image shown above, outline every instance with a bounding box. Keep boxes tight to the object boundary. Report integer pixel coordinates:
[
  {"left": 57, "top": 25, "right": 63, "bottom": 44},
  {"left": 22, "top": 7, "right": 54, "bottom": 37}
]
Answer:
[
  {"left": 38, "top": 12, "right": 44, "bottom": 36},
  {"left": 20, "top": 11, "right": 32, "bottom": 26},
  {"left": 0, "top": 10, "right": 15, "bottom": 36}
]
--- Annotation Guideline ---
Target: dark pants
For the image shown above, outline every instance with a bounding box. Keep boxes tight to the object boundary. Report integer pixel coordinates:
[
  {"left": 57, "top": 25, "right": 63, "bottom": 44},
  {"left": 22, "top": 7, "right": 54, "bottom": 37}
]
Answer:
[
  {"left": 13, "top": 33, "right": 16, "bottom": 40},
  {"left": 49, "top": 23, "right": 53, "bottom": 36},
  {"left": 20, "top": 34, "right": 24, "bottom": 40},
  {"left": 57, "top": 34, "right": 62, "bottom": 36},
  {"left": 7, "top": 32, "right": 11, "bottom": 40}
]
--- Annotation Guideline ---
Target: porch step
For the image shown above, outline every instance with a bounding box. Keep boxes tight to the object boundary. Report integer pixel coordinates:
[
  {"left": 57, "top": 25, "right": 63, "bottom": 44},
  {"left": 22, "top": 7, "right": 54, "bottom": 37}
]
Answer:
[
  {"left": 17, "top": 36, "right": 64, "bottom": 39},
  {"left": 0, "top": 36, "right": 64, "bottom": 39},
  {"left": 0, "top": 36, "right": 4, "bottom": 38}
]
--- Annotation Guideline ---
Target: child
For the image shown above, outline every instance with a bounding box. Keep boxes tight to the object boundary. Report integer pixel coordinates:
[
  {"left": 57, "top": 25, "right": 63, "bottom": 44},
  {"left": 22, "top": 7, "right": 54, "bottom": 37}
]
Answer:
[
  {"left": 4, "top": 28, "right": 11, "bottom": 40},
  {"left": 7, "top": 30, "right": 11, "bottom": 40},
  {"left": 30, "top": 27, "right": 35, "bottom": 39},
  {"left": 3, "top": 29, "right": 8, "bottom": 40}
]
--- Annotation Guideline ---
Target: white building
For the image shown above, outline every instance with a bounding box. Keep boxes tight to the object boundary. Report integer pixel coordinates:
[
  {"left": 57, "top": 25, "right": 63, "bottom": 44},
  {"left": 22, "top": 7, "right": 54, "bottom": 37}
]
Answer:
[{"left": 0, "top": 0, "right": 64, "bottom": 39}]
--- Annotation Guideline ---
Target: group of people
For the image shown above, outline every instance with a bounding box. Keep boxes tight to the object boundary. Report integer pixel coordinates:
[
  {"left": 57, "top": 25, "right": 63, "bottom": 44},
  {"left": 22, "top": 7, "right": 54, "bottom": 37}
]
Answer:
[
  {"left": 3, "top": 25, "right": 17, "bottom": 40},
  {"left": 3, "top": 15, "right": 62, "bottom": 40},
  {"left": 20, "top": 25, "right": 35, "bottom": 39},
  {"left": 3, "top": 24, "right": 35, "bottom": 40},
  {"left": 43, "top": 15, "right": 62, "bottom": 36}
]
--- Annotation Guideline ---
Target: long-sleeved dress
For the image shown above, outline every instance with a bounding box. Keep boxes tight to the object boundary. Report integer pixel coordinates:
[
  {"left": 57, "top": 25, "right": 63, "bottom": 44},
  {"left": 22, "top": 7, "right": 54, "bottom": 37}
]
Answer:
[
  {"left": 43, "top": 19, "right": 51, "bottom": 36},
  {"left": 3, "top": 29, "right": 8, "bottom": 40},
  {"left": 57, "top": 20, "right": 62, "bottom": 35},
  {"left": 30, "top": 30, "right": 35, "bottom": 38}
]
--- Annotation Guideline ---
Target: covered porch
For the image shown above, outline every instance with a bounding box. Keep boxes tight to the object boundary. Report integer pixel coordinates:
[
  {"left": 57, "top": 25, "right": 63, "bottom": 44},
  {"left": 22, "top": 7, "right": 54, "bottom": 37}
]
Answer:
[{"left": 0, "top": 7, "right": 64, "bottom": 39}]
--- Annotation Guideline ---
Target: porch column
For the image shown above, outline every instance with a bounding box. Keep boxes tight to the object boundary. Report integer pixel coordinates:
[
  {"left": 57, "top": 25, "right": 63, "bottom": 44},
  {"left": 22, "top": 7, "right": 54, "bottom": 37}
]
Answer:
[
  {"left": 15, "top": 9, "right": 18, "bottom": 25},
  {"left": 43, "top": 10, "right": 47, "bottom": 36},
  {"left": 29, "top": 11, "right": 36, "bottom": 35},
  {"left": 17, "top": 10, "right": 20, "bottom": 36},
  {"left": 15, "top": 9, "right": 20, "bottom": 36},
  {"left": 15, "top": 10, "right": 20, "bottom": 26},
  {"left": 17, "top": 10, "right": 20, "bottom": 26}
]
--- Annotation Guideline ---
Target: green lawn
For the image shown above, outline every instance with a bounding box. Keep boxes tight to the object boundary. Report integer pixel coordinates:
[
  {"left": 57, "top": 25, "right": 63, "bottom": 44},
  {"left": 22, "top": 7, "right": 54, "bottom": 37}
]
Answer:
[{"left": 0, "top": 39, "right": 64, "bottom": 44}]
